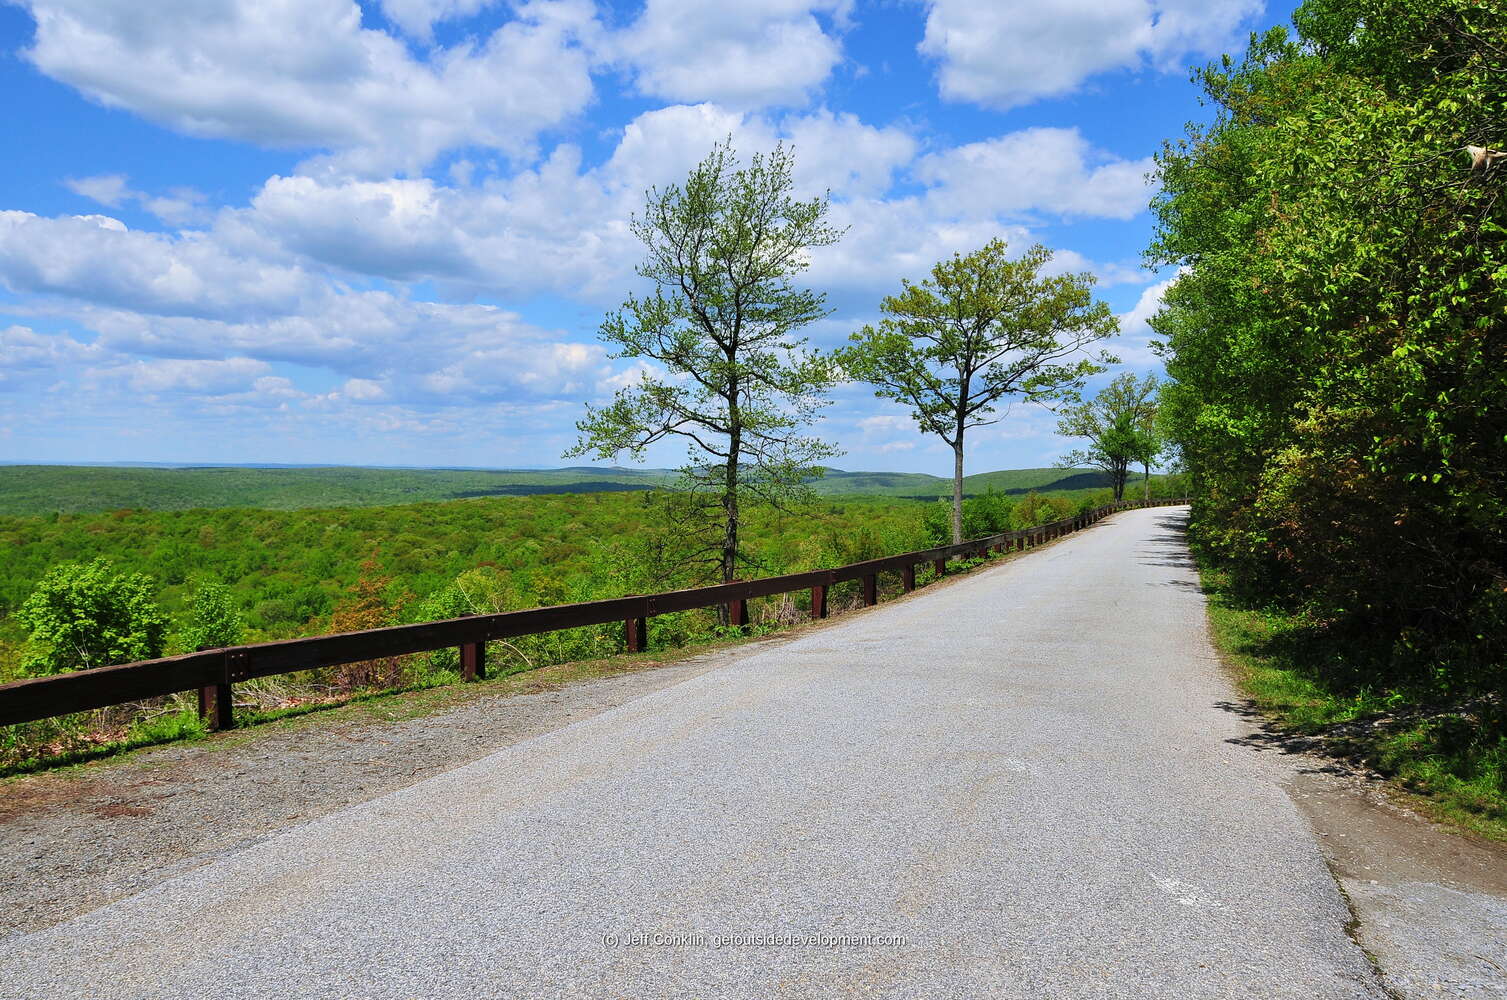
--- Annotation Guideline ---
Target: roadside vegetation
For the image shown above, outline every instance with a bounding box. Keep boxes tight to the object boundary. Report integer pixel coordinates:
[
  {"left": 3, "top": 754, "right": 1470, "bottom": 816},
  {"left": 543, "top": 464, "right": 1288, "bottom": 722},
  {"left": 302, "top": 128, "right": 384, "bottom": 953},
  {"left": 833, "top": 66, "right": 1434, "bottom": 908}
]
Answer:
[
  {"left": 1202, "top": 564, "right": 1506, "bottom": 842},
  {"left": 1153, "top": 0, "right": 1506, "bottom": 834}
]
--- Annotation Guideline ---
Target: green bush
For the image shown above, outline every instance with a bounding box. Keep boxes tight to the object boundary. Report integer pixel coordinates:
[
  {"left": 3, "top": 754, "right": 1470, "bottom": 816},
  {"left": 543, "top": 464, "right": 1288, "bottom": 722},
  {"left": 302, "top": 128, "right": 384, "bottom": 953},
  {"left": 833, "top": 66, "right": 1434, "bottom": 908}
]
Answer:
[
  {"left": 181, "top": 581, "right": 244, "bottom": 651},
  {"left": 16, "top": 558, "right": 168, "bottom": 675}
]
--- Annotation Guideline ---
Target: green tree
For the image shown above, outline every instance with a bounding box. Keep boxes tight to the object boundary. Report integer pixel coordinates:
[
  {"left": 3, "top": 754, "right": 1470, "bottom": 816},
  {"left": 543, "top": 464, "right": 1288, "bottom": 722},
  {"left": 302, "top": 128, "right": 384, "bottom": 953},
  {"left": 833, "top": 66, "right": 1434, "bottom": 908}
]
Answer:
[
  {"left": 16, "top": 558, "right": 169, "bottom": 675},
  {"left": 182, "top": 580, "right": 244, "bottom": 651},
  {"left": 839, "top": 239, "right": 1117, "bottom": 543},
  {"left": 568, "top": 140, "right": 843, "bottom": 588},
  {"left": 1148, "top": 0, "right": 1507, "bottom": 707},
  {"left": 1056, "top": 373, "right": 1161, "bottom": 500}
]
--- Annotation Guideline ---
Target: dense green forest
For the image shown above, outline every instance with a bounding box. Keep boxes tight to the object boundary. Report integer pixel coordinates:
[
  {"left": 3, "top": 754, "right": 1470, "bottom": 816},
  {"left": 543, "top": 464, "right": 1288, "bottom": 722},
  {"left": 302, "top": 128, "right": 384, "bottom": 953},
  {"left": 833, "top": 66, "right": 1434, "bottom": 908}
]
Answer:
[
  {"left": 0, "top": 463, "right": 1135, "bottom": 516},
  {"left": 1151, "top": 0, "right": 1505, "bottom": 821}
]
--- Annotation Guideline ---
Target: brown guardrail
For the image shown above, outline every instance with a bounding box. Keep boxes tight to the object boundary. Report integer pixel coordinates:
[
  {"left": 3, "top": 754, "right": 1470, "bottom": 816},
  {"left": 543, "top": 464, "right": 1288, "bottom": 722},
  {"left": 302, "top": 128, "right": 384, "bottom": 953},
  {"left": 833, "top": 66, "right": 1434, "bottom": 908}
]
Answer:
[{"left": 0, "top": 498, "right": 1189, "bottom": 731}]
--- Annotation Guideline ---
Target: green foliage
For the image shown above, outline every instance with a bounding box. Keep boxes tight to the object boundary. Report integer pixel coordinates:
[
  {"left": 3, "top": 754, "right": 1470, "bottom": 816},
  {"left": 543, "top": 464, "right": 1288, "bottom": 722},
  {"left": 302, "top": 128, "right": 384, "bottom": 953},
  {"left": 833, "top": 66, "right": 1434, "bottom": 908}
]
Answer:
[
  {"left": 839, "top": 238, "right": 1117, "bottom": 543},
  {"left": 15, "top": 558, "right": 168, "bottom": 675},
  {"left": 962, "top": 487, "right": 1014, "bottom": 539},
  {"left": 920, "top": 500, "right": 952, "bottom": 546},
  {"left": 1150, "top": 0, "right": 1507, "bottom": 722},
  {"left": 1202, "top": 564, "right": 1507, "bottom": 841},
  {"left": 921, "top": 488, "right": 1016, "bottom": 546},
  {"left": 181, "top": 581, "right": 244, "bottom": 651},
  {"left": 1010, "top": 492, "right": 1077, "bottom": 530},
  {"left": 569, "top": 140, "right": 843, "bottom": 584}
]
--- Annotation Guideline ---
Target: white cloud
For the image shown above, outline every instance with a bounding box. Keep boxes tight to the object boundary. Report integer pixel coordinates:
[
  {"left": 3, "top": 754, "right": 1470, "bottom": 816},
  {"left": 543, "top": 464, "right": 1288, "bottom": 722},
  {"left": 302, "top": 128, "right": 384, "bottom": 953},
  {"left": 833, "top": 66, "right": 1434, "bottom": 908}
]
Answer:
[
  {"left": 0, "top": 211, "right": 316, "bottom": 320},
  {"left": 917, "top": 0, "right": 1262, "bottom": 108},
  {"left": 64, "top": 173, "right": 129, "bottom": 206},
  {"left": 0, "top": 325, "right": 107, "bottom": 390},
  {"left": 1113, "top": 273, "right": 1179, "bottom": 366},
  {"left": 378, "top": 0, "right": 494, "bottom": 41},
  {"left": 20, "top": 0, "right": 601, "bottom": 173},
  {"left": 916, "top": 128, "right": 1153, "bottom": 221},
  {"left": 65, "top": 173, "right": 210, "bottom": 225},
  {"left": 227, "top": 104, "right": 919, "bottom": 300},
  {"left": 616, "top": 0, "right": 848, "bottom": 107},
  {"left": 339, "top": 377, "right": 388, "bottom": 402},
  {"left": 97, "top": 356, "right": 272, "bottom": 396}
]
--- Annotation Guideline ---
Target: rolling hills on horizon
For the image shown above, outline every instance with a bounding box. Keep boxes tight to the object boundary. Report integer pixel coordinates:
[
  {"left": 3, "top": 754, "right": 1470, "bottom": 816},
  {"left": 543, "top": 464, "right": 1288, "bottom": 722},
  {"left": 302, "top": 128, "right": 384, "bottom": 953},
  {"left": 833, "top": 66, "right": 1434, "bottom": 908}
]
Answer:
[{"left": 0, "top": 463, "right": 1142, "bottom": 517}]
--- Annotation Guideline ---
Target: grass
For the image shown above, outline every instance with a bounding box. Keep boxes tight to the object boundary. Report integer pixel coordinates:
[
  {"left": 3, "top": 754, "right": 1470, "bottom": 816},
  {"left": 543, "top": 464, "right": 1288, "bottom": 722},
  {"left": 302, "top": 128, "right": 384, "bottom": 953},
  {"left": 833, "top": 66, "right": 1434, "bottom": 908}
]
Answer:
[{"left": 1199, "top": 564, "right": 1507, "bottom": 843}]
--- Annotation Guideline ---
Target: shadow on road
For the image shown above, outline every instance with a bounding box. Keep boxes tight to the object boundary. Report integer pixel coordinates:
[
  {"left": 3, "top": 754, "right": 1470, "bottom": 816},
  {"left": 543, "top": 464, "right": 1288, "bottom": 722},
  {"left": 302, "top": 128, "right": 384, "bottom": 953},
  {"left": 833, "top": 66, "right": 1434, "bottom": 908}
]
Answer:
[
  {"left": 1214, "top": 700, "right": 1372, "bottom": 778},
  {"left": 1137, "top": 510, "right": 1200, "bottom": 578}
]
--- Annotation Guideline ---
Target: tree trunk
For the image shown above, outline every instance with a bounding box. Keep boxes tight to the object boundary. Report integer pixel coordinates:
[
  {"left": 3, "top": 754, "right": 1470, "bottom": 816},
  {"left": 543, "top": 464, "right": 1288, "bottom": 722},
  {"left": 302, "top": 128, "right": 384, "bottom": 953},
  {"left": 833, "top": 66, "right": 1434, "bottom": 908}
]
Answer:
[
  {"left": 722, "top": 429, "right": 741, "bottom": 585},
  {"left": 1142, "top": 460, "right": 1151, "bottom": 501},
  {"left": 951, "top": 436, "right": 965, "bottom": 545},
  {"left": 719, "top": 370, "right": 741, "bottom": 625},
  {"left": 1112, "top": 459, "right": 1127, "bottom": 500},
  {"left": 721, "top": 467, "right": 739, "bottom": 585}
]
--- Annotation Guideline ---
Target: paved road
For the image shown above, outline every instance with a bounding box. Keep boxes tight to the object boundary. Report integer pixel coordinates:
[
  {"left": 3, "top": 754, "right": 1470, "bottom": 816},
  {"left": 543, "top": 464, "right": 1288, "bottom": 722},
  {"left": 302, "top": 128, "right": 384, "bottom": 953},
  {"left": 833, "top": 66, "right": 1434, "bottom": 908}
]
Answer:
[{"left": 1, "top": 507, "right": 1389, "bottom": 999}]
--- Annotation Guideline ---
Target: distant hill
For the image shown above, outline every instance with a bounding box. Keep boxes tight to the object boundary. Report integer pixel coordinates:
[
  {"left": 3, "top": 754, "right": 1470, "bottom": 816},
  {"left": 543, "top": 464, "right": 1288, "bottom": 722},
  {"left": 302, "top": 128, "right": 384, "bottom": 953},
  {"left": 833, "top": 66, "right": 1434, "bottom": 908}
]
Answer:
[{"left": 0, "top": 463, "right": 1137, "bottom": 517}]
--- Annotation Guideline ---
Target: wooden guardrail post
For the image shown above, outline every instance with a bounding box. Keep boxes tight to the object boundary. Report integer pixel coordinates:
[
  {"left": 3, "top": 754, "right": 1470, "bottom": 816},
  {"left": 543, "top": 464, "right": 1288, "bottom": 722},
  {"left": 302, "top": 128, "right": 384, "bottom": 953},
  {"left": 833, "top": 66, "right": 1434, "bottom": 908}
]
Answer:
[
  {"left": 810, "top": 583, "right": 828, "bottom": 620},
  {"left": 901, "top": 564, "right": 916, "bottom": 592},
  {"left": 198, "top": 648, "right": 239, "bottom": 731},
  {"left": 862, "top": 574, "right": 878, "bottom": 606},
  {"left": 729, "top": 598, "right": 749, "bottom": 628},
  {"left": 933, "top": 557, "right": 946, "bottom": 577},
  {"left": 198, "top": 677, "right": 233, "bottom": 732},
  {"left": 460, "top": 641, "right": 486, "bottom": 681},
  {"left": 624, "top": 616, "right": 648, "bottom": 653}
]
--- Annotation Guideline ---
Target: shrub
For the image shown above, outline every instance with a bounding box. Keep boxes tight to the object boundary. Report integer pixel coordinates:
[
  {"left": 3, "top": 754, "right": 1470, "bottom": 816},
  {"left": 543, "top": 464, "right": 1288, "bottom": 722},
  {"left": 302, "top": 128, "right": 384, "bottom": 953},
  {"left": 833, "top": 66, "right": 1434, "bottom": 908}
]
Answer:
[
  {"left": 181, "top": 581, "right": 244, "bottom": 651},
  {"left": 16, "top": 558, "right": 168, "bottom": 675}
]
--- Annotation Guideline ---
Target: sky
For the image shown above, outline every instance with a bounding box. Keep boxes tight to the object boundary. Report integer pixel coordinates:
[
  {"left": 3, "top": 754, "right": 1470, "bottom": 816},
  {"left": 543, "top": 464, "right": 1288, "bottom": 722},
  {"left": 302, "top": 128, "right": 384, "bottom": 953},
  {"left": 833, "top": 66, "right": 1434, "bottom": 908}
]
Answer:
[{"left": 0, "top": 0, "right": 1297, "bottom": 474}]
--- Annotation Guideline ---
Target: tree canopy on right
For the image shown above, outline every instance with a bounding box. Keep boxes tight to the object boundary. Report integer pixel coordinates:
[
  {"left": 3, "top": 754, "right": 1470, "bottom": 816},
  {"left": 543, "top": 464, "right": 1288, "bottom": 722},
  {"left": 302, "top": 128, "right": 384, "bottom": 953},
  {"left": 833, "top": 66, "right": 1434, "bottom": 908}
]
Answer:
[{"left": 1149, "top": 0, "right": 1506, "bottom": 717}]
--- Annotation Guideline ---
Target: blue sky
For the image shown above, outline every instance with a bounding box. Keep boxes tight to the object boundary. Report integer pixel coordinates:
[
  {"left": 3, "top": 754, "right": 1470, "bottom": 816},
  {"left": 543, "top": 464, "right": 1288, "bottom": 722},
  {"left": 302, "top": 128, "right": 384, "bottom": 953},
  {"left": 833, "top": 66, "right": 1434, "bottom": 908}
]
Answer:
[{"left": 0, "top": 0, "right": 1296, "bottom": 473}]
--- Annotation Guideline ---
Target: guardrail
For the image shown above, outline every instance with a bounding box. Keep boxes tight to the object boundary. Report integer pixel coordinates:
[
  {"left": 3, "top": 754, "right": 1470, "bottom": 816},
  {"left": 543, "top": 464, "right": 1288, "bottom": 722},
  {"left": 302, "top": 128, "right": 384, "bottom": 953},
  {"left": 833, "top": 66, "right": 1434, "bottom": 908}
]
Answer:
[{"left": 0, "top": 498, "right": 1189, "bottom": 731}]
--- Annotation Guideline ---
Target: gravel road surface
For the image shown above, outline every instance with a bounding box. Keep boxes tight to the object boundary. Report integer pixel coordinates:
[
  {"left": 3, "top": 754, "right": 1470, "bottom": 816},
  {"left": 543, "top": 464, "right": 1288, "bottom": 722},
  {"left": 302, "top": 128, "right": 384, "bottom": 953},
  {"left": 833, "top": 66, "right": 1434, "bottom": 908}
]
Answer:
[{"left": 1, "top": 507, "right": 1396, "bottom": 998}]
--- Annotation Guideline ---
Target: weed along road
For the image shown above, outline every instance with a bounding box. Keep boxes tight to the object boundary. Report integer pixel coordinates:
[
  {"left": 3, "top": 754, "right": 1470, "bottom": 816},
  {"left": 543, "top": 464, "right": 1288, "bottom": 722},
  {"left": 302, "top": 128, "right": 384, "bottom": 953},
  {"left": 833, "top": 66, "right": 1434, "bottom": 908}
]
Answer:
[{"left": 2, "top": 506, "right": 1393, "bottom": 999}]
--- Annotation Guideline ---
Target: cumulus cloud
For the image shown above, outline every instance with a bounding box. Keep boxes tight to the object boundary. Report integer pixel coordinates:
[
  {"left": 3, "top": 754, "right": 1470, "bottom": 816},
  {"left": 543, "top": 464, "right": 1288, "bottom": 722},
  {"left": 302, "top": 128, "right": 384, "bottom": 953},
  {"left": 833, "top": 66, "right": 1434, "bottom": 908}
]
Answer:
[
  {"left": 96, "top": 356, "right": 273, "bottom": 396},
  {"left": 0, "top": 325, "right": 107, "bottom": 390},
  {"left": 917, "top": 0, "right": 1262, "bottom": 108},
  {"left": 916, "top": 127, "right": 1154, "bottom": 221},
  {"left": 63, "top": 173, "right": 130, "bottom": 206},
  {"left": 65, "top": 173, "right": 210, "bottom": 226},
  {"left": 616, "top": 0, "right": 848, "bottom": 107},
  {"left": 0, "top": 211, "right": 317, "bottom": 320},
  {"left": 225, "top": 104, "right": 918, "bottom": 300},
  {"left": 20, "top": 0, "right": 601, "bottom": 173},
  {"left": 378, "top": 0, "right": 495, "bottom": 40}
]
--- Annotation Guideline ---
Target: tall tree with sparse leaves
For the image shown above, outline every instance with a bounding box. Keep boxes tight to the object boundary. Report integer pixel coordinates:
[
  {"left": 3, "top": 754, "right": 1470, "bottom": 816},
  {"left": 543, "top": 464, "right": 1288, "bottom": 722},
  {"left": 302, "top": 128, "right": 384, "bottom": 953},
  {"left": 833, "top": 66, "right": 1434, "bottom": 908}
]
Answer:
[
  {"left": 568, "top": 140, "right": 843, "bottom": 589},
  {"left": 839, "top": 239, "right": 1117, "bottom": 543}
]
